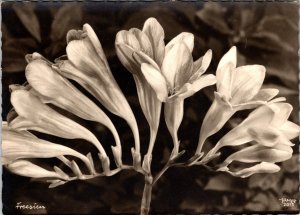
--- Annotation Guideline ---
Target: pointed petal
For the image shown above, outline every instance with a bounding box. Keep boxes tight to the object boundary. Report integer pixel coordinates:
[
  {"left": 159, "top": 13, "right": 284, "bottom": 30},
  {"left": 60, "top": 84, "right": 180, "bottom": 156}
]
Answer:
[
  {"left": 280, "top": 121, "right": 300, "bottom": 139},
  {"left": 269, "top": 103, "right": 293, "bottom": 127},
  {"left": 129, "top": 28, "right": 153, "bottom": 58},
  {"left": 162, "top": 42, "right": 193, "bottom": 90},
  {"left": 115, "top": 42, "right": 140, "bottom": 74},
  {"left": 191, "top": 49, "right": 212, "bottom": 80},
  {"left": 7, "top": 160, "right": 65, "bottom": 179},
  {"left": 165, "top": 32, "right": 194, "bottom": 54},
  {"left": 216, "top": 62, "right": 235, "bottom": 100},
  {"left": 230, "top": 65, "right": 266, "bottom": 104},
  {"left": 216, "top": 47, "right": 237, "bottom": 98},
  {"left": 142, "top": 17, "right": 165, "bottom": 66},
  {"left": 217, "top": 46, "right": 237, "bottom": 72},
  {"left": 175, "top": 74, "right": 216, "bottom": 100},
  {"left": 140, "top": 63, "right": 168, "bottom": 102}
]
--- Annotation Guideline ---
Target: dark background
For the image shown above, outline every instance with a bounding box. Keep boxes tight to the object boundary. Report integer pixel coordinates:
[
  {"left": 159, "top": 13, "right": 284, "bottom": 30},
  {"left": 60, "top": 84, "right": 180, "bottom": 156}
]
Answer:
[{"left": 2, "top": 2, "right": 299, "bottom": 214}]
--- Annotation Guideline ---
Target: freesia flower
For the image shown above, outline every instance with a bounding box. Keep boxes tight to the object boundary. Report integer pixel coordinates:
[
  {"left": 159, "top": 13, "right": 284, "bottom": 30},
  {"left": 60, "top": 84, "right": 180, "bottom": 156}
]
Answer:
[
  {"left": 8, "top": 87, "right": 111, "bottom": 173},
  {"left": 203, "top": 102, "right": 299, "bottom": 160},
  {"left": 7, "top": 160, "right": 69, "bottom": 180},
  {"left": 25, "top": 56, "right": 122, "bottom": 166},
  {"left": 115, "top": 18, "right": 165, "bottom": 171},
  {"left": 3, "top": 122, "right": 93, "bottom": 173},
  {"left": 54, "top": 24, "right": 141, "bottom": 167},
  {"left": 202, "top": 102, "right": 299, "bottom": 177},
  {"left": 195, "top": 46, "right": 284, "bottom": 155},
  {"left": 116, "top": 17, "right": 216, "bottom": 159}
]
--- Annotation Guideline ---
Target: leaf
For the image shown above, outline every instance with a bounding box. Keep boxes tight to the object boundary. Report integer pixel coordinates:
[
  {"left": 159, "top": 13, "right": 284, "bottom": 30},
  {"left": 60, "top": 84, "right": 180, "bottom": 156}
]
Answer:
[
  {"left": 195, "top": 2, "right": 232, "bottom": 35},
  {"left": 50, "top": 4, "right": 83, "bottom": 42},
  {"left": 12, "top": 3, "right": 41, "bottom": 42},
  {"left": 2, "top": 38, "right": 38, "bottom": 72},
  {"left": 265, "top": 67, "right": 297, "bottom": 87},
  {"left": 179, "top": 197, "right": 205, "bottom": 212},
  {"left": 204, "top": 174, "right": 238, "bottom": 192},
  {"left": 248, "top": 171, "right": 282, "bottom": 193},
  {"left": 281, "top": 154, "right": 299, "bottom": 173},
  {"left": 245, "top": 193, "right": 268, "bottom": 211},
  {"left": 248, "top": 31, "right": 295, "bottom": 53},
  {"left": 281, "top": 178, "right": 298, "bottom": 194}
]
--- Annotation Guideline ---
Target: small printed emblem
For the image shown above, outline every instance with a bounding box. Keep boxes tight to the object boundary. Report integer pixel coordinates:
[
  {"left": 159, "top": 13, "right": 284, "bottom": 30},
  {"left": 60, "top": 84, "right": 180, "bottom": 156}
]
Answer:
[{"left": 278, "top": 198, "right": 297, "bottom": 207}]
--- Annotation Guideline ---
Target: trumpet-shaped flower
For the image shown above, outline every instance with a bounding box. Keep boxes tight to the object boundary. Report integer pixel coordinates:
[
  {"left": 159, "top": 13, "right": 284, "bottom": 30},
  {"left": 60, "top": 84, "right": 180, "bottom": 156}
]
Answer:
[
  {"left": 3, "top": 122, "right": 93, "bottom": 173},
  {"left": 54, "top": 24, "right": 140, "bottom": 165},
  {"left": 7, "top": 160, "right": 69, "bottom": 180},
  {"left": 141, "top": 43, "right": 216, "bottom": 156},
  {"left": 115, "top": 18, "right": 165, "bottom": 170},
  {"left": 196, "top": 46, "right": 284, "bottom": 155},
  {"left": 9, "top": 88, "right": 110, "bottom": 168},
  {"left": 203, "top": 103, "right": 299, "bottom": 177},
  {"left": 25, "top": 56, "right": 122, "bottom": 165},
  {"left": 204, "top": 102, "right": 299, "bottom": 158},
  {"left": 116, "top": 18, "right": 216, "bottom": 159}
]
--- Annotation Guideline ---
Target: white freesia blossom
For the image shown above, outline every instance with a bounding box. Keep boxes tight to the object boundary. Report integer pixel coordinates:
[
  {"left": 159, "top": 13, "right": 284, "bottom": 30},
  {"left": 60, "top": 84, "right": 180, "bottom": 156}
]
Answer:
[
  {"left": 3, "top": 122, "right": 94, "bottom": 173},
  {"left": 196, "top": 46, "right": 284, "bottom": 155},
  {"left": 7, "top": 160, "right": 68, "bottom": 180},
  {"left": 115, "top": 18, "right": 165, "bottom": 171},
  {"left": 204, "top": 102, "right": 299, "bottom": 159},
  {"left": 9, "top": 88, "right": 110, "bottom": 170},
  {"left": 205, "top": 102, "right": 300, "bottom": 177},
  {"left": 54, "top": 24, "right": 141, "bottom": 167},
  {"left": 116, "top": 18, "right": 216, "bottom": 159},
  {"left": 25, "top": 56, "right": 122, "bottom": 165}
]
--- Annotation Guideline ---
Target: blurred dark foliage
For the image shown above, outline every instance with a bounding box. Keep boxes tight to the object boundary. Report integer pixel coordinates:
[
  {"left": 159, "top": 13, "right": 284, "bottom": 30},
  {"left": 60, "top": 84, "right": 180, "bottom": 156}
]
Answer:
[{"left": 2, "top": 1, "right": 299, "bottom": 214}]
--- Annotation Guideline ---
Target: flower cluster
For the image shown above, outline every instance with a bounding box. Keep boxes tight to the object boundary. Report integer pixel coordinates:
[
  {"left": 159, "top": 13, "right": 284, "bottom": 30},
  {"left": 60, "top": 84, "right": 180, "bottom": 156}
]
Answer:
[{"left": 3, "top": 18, "right": 299, "bottom": 191}]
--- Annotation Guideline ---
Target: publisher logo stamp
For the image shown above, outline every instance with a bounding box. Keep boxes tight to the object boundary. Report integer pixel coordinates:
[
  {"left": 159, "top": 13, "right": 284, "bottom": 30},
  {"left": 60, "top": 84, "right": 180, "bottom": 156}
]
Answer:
[{"left": 279, "top": 198, "right": 297, "bottom": 207}]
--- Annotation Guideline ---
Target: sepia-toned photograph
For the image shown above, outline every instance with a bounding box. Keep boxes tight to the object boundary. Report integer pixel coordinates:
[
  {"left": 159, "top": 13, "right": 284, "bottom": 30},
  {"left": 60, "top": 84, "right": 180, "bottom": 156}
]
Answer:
[{"left": 2, "top": 1, "right": 299, "bottom": 214}]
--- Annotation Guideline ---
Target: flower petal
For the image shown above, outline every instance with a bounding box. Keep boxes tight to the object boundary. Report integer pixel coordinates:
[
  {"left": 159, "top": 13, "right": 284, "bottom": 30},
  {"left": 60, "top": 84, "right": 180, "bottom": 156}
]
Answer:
[
  {"left": 269, "top": 103, "right": 293, "bottom": 127},
  {"left": 216, "top": 46, "right": 236, "bottom": 97},
  {"left": 129, "top": 28, "right": 153, "bottom": 57},
  {"left": 162, "top": 42, "right": 193, "bottom": 91},
  {"left": 280, "top": 121, "right": 300, "bottom": 139},
  {"left": 230, "top": 65, "right": 266, "bottom": 104},
  {"left": 191, "top": 49, "right": 212, "bottom": 80},
  {"left": 247, "top": 127, "right": 281, "bottom": 147},
  {"left": 165, "top": 32, "right": 194, "bottom": 54},
  {"left": 140, "top": 63, "right": 168, "bottom": 102},
  {"left": 142, "top": 17, "right": 165, "bottom": 66},
  {"left": 251, "top": 88, "right": 279, "bottom": 102},
  {"left": 175, "top": 74, "right": 216, "bottom": 100}
]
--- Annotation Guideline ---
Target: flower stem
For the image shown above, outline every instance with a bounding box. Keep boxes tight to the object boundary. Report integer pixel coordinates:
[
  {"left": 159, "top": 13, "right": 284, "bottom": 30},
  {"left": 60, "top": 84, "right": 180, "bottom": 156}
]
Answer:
[{"left": 140, "top": 175, "right": 153, "bottom": 215}]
